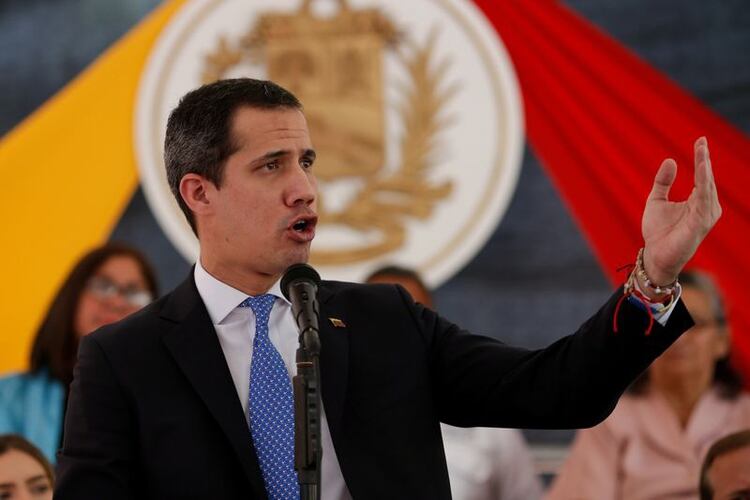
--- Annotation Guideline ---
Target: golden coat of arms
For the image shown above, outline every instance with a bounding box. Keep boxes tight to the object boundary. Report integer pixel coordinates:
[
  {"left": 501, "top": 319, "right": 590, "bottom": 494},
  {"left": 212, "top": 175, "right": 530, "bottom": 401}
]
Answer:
[{"left": 202, "top": 0, "right": 455, "bottom": 264}]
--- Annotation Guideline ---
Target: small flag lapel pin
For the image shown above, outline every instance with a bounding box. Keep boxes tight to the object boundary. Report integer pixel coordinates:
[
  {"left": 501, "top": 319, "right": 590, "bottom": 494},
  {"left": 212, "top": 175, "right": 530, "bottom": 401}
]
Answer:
[{"left": 329, "top": 317, "right": 346, "bottom": 328}]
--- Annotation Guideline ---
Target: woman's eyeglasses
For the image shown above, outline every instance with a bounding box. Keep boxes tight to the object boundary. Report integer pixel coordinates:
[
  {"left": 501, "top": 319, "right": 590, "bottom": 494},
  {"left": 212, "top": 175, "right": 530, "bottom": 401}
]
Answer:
[{"left": 85, "top": 276, "right": 154, "bottom": 308}]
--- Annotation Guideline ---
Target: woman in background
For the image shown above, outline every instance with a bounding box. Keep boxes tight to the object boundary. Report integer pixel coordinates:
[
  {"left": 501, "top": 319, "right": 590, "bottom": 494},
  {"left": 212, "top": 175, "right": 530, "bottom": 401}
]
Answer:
[
  {"left": 546, "top": 271, "right": 750, "bottom": 500},
  {"left": 0, "top": 434, "right": 55, "bottom": 499},
  {"left": 0, "top": 243, "right": 158, "bottom": 463}
]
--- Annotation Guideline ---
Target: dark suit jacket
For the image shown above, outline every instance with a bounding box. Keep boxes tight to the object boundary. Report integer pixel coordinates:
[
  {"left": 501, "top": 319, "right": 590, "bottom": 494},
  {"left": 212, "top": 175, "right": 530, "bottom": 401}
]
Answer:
[{"left": 54, "top": 275, "right": 693, "bottom": 499}]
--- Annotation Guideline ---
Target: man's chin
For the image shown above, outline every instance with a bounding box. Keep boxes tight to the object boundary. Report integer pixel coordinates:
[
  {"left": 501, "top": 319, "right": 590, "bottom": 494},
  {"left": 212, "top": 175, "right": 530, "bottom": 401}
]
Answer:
[{"left": 278, "top": 247, "right": 311, "bottom": 270}]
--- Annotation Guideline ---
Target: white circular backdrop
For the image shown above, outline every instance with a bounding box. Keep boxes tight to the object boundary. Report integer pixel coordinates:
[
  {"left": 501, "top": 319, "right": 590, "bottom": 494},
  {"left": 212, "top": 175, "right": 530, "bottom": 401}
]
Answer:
[{"left": 135, "top": 0, "right": 524, "bottom": 287}]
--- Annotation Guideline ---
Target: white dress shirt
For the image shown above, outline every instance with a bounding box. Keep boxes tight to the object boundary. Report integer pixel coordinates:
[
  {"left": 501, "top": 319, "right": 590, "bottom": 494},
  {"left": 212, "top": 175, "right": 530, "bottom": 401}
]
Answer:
[{"left": 194, "top": 260, "right": 351, "bottom": 500}]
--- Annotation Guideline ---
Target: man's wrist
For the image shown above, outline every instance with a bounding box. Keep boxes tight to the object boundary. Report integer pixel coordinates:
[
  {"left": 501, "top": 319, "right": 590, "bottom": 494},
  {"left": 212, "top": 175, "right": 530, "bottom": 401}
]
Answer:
[
  {"left": 638, "top": 247, "right": 678, "bottom": 299},
  {"left": 635, "top": 273, "right": 672, "bottom": 301},
  {"left": 632, "top": 273, "right": 675, "bottom": 305}
]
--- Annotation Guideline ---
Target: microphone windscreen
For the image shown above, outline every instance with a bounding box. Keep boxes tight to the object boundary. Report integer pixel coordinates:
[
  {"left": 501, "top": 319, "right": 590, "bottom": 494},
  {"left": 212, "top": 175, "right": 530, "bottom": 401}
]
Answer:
[{"left": 281, "top": 263, "right": 321, "bottom": 301}]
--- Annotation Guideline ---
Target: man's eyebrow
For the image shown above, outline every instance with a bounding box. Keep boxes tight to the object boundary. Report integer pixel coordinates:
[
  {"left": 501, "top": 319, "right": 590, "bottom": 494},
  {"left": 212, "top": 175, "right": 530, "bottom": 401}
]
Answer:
[
  {"left": 25, "top": 475, "right": 48, "bottom": 484},
  {"left": 256, "top": 150, "right": 289, "bottom": 162},
  {"left": 252, "top": 149, "right": 316, "bottom": 164}
]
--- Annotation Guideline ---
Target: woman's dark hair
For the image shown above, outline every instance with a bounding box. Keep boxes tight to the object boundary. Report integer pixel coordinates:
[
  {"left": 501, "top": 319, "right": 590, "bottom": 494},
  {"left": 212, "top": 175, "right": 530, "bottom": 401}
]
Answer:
[
  {"left": 0, "top": 434, "right": 55, "bottom": 485},
  {"left": 29, "top": 243, "right": 159, "bottom": 386},
  {"left": 628, "top": 270, "right": 743, "bottom": 399}
]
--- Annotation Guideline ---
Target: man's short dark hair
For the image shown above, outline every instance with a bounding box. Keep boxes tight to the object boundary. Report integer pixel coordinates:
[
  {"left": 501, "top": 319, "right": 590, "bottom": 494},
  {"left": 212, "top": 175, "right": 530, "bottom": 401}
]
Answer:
[
  {"left": 164, "top": 78, "right": 302, "bottom": 233},
  {"left": 700, "top": 429, "right": 750, "bottom": 499}
]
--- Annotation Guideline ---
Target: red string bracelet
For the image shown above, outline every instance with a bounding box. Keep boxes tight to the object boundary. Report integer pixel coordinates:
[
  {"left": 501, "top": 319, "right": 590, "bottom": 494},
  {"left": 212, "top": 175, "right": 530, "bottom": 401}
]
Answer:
[{"left": 613, "top": 249, "right": 678, "bottom": 336}]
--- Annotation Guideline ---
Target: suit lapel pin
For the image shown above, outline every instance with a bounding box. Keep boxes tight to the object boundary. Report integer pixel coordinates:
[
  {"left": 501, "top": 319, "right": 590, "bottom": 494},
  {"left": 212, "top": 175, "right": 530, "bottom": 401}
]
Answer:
[{"left": 329, "top": 317, "right": 346, "bottom": 328}]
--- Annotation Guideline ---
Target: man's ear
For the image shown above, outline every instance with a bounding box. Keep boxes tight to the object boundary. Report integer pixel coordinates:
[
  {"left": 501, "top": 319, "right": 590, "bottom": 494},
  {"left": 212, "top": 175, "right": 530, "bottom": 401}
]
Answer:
[{"left": 179, "top": 173, "right": 214, "bottom": 217}]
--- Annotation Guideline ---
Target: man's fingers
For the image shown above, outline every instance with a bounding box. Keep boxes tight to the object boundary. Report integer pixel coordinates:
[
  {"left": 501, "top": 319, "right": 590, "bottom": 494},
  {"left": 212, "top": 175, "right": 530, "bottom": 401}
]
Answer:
[
  {"left": 649, "top": 158, "right": 677, "bottom": 201},
  {"left": 694, "top": 136, "right": 722, "bottom": 223},
  {"left": 693, "top": 136, "right": 721, "bottom": 221},
  {"left": 694, "top": 135, "right": 708, "bottom": 165},
  {"left": 694, "top": 136, "right": 711, "bottom": 192}
]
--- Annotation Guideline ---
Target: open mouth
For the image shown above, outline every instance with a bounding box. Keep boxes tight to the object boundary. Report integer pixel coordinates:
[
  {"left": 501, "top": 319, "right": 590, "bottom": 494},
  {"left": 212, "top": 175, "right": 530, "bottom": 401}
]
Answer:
[
  {"left": 287, "top": 215, "right": 318, "bottom": 241},
  {"left": 292, "top": 219, "right": 311, "bottom": 232}
]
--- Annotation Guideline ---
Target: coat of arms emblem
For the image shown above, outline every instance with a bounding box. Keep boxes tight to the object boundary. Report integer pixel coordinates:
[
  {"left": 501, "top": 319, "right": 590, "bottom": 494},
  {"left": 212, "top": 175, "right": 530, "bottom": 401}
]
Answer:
[
  {"left": 135, "top": 0, "right": 524, "bottom": 286},
  {"left": 201, "top": 0, "right": 454, "bottom": 264}
]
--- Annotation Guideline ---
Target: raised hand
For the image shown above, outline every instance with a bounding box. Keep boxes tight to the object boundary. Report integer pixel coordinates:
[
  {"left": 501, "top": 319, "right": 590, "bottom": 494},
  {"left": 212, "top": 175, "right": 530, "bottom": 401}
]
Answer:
[{"left": 640, "top": 137, "right": 722, "bottom": 293}]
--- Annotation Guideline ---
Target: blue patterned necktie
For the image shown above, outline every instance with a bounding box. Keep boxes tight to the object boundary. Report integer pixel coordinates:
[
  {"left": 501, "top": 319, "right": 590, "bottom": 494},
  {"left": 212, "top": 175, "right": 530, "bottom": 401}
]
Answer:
[{"left": 239, "top": 294, "right": 299, "bottom": 499}]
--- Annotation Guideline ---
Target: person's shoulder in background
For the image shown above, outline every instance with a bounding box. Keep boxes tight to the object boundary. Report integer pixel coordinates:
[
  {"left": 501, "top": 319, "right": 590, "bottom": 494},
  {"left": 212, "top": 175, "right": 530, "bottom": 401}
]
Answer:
[
  {"left": 0, "top": 370, "right": 62, "bottom": 422},
  {"left": 442, "top": 424, "right": 543, "bottom": 500},
  {"left": 0, "top": 370, "right": 64, "bottom": 463}
]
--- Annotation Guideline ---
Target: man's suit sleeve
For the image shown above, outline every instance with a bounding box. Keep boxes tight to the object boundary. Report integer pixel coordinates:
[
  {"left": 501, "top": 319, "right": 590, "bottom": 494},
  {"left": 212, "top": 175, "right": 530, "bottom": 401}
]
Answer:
[
  {"left": 55, "top": 332, "right": 137, "bottom": 500},
  {"left": 407, "top": 286, "right": 693, "bottom": 430}
]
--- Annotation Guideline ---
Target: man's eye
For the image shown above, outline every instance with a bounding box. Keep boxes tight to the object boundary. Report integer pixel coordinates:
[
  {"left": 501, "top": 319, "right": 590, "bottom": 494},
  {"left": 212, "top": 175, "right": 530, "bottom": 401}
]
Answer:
[
  {"left": 264, "top": 161, "right": 279, "bottom": 170},
  {"left": 301, "top": 159, "right": 313, "bottom": 169}
]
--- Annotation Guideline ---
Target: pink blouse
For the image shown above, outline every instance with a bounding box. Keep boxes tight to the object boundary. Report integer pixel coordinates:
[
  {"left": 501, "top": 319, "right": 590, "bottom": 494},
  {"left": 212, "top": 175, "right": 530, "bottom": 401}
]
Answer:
[{"left": 545, "top": 388, "right": 750, "bottom": 500}]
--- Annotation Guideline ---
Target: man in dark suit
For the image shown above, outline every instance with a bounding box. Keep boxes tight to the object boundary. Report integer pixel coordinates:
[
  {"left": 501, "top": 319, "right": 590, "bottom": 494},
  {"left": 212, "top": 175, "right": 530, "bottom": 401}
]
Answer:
[{"left": 55, "top": 78, "right": 721, "bottom": 499}]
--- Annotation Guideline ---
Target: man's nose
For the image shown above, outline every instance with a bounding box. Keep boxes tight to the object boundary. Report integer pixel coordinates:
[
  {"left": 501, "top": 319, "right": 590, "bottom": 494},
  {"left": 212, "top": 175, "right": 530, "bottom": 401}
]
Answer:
[{"left": 285, "top": 165, "right": 316, "bottom": 206}]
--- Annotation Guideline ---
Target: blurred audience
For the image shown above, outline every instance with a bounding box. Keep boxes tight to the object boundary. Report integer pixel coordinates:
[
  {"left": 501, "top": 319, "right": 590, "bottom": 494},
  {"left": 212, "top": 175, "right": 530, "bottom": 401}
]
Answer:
[
  {"left": 0, "top": 243, "right": 158, "bottom": 463},
  {"left": 700, "top": 429, "right": 750, "bottom": 500},
  {"left": 366, "top": 266, "right": 543, "bottom": 500},
  {"left": 0, "top": 434, "right": 54, "bottom": 500},
  {"left": 546, "top": 271, "right": 750, "bottom": 500}
]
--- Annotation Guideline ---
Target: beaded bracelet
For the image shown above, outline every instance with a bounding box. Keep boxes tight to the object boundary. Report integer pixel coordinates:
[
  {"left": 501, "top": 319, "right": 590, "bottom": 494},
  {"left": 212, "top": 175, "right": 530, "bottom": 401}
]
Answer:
[
  {"left": 614, "top": 248, "right": 680, "bottom": 336},
  {"left": 633, "top": 247, "right": 678, "bottom": 296}
]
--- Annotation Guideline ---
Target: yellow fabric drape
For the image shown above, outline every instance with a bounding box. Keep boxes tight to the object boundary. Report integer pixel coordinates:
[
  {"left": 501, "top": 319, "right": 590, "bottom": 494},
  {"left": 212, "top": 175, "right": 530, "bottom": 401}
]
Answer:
[{"left": 0, "top": 1, "right": 186, "bottom": 373}]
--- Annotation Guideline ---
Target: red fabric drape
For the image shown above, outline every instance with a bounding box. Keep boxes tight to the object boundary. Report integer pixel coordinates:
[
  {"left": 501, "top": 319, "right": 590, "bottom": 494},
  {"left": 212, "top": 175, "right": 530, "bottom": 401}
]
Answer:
[{"left": 475, "top": 1, "right": 750, "bottom": 383}]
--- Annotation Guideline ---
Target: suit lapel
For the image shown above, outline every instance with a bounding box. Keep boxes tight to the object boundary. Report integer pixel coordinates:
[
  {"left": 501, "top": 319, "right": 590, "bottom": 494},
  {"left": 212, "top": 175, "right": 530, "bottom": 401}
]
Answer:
[
  {"left": 317, "top": 283, "right": 349, "bottom": 433},
  {"left": 160, "top": 276, "right": 268, "bottom": 498}
]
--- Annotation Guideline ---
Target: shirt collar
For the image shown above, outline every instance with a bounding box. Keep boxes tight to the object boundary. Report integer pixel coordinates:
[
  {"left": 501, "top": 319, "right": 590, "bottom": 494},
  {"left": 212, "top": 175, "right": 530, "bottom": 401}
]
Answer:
[{"left": 193, "top": 259, "right": 290, "bottom": 325}]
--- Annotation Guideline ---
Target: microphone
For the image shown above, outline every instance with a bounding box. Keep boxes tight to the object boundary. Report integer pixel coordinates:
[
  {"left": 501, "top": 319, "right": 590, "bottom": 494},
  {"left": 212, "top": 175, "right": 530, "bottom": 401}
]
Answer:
[
  {"left": 281, "top": 263, "right": 321, "bottom": 347},
  {"left": 282, "top": 263, "right": 323, "bottom": 498}
]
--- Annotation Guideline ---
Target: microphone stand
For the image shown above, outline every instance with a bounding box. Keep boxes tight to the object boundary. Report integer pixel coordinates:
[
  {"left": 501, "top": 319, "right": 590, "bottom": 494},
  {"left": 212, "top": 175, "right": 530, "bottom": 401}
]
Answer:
[{"left": 291, "top": 294, "right": 322, "bottom": 499}]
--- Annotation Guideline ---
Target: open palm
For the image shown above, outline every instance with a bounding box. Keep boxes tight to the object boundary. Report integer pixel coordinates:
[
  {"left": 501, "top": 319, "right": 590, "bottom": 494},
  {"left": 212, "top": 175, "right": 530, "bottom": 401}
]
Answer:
[{"left": 641, "top": 137, "right": 722, "bottom": 286}]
